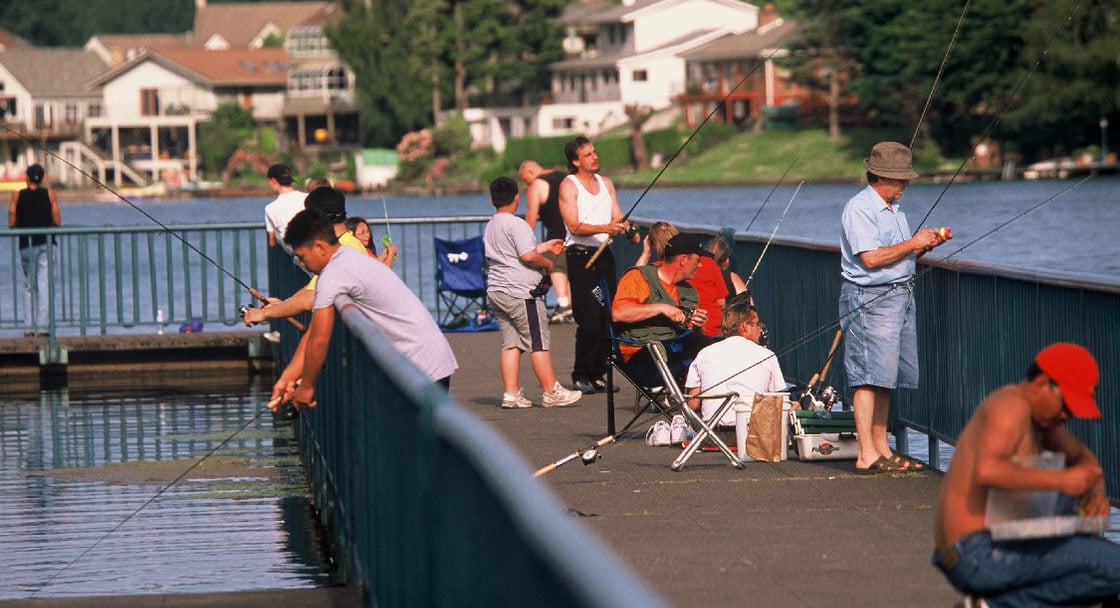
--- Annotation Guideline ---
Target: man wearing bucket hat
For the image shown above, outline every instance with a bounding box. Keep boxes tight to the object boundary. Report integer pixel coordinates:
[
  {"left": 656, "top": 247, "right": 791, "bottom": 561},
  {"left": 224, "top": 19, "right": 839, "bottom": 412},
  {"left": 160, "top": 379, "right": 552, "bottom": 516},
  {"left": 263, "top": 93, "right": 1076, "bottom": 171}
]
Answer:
[
  {"left": 839, "top": 141, "right": 951, "bottom": 474},
  {"left": 933, "top": 343, "right": 1120, "bottom": 606}
]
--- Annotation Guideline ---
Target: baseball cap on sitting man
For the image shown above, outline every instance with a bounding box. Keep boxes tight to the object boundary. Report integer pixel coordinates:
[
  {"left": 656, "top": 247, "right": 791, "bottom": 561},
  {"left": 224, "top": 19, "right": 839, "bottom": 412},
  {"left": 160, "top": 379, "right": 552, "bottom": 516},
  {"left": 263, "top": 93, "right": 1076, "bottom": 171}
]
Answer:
[
  {"left": 662, "top": 233, "right": 702, "bottom": 260},
  {"left": 267, "top": 163, "right": 293, "bottom": 186},
  {"left": 1036, "top": 343, "right": 1100, "bottom": 419}
]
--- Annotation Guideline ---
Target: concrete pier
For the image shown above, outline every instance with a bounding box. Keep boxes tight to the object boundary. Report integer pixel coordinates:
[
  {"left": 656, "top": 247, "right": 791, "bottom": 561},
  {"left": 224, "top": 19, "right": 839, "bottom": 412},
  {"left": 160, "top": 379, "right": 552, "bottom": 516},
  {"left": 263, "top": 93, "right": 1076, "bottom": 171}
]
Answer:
[{"left": 0, "top": 331, "right": 274, "bottom": 396}]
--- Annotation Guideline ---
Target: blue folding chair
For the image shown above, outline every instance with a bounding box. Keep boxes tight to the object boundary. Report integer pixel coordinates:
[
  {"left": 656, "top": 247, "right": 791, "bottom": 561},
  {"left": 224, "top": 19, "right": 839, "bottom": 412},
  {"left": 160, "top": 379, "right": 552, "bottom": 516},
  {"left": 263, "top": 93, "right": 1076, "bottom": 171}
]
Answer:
[{"left": 434, "top": 236, "right": 495, "bottom": 332}]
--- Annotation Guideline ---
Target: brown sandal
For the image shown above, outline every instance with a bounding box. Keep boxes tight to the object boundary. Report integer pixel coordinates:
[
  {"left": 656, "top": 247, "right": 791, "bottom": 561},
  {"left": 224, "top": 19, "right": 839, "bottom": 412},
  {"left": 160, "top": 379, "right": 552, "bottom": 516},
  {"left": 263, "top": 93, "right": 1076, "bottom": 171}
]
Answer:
[{"left": 887, "top": 453, "right": 925, "bottom": 472}]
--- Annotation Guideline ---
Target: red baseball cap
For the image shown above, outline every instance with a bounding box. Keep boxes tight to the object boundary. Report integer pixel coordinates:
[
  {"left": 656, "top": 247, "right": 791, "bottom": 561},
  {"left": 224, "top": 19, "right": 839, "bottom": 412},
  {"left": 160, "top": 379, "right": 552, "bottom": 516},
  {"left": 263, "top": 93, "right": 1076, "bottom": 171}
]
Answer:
[{"left": 1036, "top": 343, "right": 1100, "bottom": 419}]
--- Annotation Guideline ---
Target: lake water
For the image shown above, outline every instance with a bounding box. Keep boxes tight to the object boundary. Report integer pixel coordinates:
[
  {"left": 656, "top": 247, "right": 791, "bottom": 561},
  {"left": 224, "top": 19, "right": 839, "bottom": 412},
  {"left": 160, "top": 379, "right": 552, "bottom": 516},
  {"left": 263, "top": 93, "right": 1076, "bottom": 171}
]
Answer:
[
  {"left": 53, "top": 176, "right": 1120, "bottom": 287},
  {"left": 0, "top": 387, "right": 335, "bottom": 600}
]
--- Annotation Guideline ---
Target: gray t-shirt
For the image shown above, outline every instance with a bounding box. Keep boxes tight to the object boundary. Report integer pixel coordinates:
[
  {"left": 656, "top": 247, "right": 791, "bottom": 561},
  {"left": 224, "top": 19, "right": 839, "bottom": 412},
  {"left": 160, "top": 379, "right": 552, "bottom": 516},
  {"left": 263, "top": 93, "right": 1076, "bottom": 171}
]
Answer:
[
  {"left": 314, "top": 246, "right": 458, "bottom": 381},
  {"left": 484, "top": 212, "right": 544, "bottom": 299}
]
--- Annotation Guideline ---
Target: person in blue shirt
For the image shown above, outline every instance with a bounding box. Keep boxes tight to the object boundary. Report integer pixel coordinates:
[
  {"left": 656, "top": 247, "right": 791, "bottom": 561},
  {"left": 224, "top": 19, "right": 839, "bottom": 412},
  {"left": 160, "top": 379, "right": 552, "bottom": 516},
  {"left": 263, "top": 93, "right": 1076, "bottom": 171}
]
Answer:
[{"left": 838, "top": 142, "right": 949, "bottom": 474}]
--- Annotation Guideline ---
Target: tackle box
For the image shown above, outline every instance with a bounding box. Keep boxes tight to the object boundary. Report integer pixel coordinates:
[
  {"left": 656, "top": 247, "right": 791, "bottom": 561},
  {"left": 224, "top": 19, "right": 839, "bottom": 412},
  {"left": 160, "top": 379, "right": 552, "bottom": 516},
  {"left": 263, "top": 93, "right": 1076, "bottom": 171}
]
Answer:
[{"left": 789, "top": 409, "right": 858, "bottom": 461}]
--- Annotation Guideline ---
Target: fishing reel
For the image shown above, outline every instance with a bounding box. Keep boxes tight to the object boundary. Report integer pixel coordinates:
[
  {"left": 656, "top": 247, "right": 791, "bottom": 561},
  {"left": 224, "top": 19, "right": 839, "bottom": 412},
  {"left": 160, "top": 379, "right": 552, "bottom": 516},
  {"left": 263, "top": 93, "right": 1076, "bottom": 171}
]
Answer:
[
  {"left": 530, "top": 275, "right": 552, "bottom": 298},
  {"left": 580, "top": 446, "right": 601, "bottom": 465},
  {"left": 677, "top": 306, "right": 696, "bottom": 328},
  {"left": 623, "top": 223, "right": 640, "bottom": 241},
  {"left": 238, "top": 303, "right": 256, "bottom": 324}
]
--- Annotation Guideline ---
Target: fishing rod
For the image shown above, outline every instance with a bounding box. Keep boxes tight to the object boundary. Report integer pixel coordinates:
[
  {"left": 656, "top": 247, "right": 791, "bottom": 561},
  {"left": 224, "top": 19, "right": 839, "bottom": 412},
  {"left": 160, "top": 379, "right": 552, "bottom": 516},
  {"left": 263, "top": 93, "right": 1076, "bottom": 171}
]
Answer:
[
  {"left": 583, "top": 47, "right": 783, "bottom": 269},
  {"left": 742, "top": 158, "right": 798, "bottom": 235},
  {"left": 912, "top": 0, "right": 1083, "bottom": 231},
  {"left": 380, "top": 195, "right": 397, "bottom": 261},
  {"left": 909, "top": 0, "right": 973, "bottom": 149},
  {"left": 700, "top": 174, "right": 1092, "bottom": 400},
  {"left": 27, "top": 391, "right": 287, "bottom": 597},
  {"left": 0, "top": 124, "right": 304, "bottom": 332},
  {"left": 744, "top": 180, "right": 803, "bottom": 290}
]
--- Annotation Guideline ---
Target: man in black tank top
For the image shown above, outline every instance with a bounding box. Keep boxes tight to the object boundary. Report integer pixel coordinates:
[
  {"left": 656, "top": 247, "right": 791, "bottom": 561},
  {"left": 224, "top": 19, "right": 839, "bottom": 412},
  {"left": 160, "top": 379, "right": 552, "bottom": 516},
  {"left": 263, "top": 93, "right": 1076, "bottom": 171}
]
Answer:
[
  {"left": 519, "top": 160, "right": 573, "bottom": 323},
  {"left": 8, "top": 163, "right": 61, "bottom": 336}
]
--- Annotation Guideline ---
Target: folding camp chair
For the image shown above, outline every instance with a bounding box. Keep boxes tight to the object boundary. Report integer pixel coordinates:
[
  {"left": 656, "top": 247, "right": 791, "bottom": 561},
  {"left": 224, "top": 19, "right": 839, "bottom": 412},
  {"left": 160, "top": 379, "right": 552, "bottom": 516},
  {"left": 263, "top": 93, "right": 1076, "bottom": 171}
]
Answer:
[
  {"left": 646, "top": 342, "right": 744, "bottom": 471},
  {"left": 604, "top": 324, "right": 696, "bottom": 436},
  {"left": 434, "top": 236, "right": 490, "bottom": 330}
]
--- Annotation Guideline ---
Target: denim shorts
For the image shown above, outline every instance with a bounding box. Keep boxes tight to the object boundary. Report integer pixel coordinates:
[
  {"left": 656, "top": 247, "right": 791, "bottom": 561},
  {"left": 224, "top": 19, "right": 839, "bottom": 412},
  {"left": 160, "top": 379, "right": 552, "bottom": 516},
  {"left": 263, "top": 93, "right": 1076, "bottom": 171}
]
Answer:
[
  {"left": 839, "top": 280, "right": 917, "bottom": 389},
  {"left": 489, "top": 290, "right": 550, "bottom": 352},
  {"left": 932, "top": 530, "right": 1120, "bottom": 607}
]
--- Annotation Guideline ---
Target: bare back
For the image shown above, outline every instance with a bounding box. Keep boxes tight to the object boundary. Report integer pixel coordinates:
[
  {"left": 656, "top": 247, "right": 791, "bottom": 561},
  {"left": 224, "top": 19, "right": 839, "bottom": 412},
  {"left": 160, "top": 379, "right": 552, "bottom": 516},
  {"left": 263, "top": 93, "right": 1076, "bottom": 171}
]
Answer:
[{"left": 935, "top": 384, "right": 1036, "bottom": 551}]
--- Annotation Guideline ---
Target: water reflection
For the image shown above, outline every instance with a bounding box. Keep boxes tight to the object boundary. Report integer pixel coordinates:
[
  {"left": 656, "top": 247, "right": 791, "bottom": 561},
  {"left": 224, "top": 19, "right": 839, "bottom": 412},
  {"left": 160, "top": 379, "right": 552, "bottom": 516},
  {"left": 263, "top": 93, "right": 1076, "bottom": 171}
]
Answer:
[{"left": 0, "top": 388, "right": 334, "bottom": 599}]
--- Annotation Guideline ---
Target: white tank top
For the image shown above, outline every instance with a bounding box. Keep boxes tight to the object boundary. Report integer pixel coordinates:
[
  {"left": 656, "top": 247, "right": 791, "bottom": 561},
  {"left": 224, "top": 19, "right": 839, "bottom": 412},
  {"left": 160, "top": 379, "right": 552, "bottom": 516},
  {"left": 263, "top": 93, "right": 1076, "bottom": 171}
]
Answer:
[{"left": 564, "top": 173, "right": 613, "bottom": 247}]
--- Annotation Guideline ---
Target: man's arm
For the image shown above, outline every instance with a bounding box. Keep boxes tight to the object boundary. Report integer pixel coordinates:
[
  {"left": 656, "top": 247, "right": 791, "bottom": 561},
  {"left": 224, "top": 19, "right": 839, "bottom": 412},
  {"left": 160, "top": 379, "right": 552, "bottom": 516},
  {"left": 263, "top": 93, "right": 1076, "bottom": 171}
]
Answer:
[
  {"left": 858, "top": 228, "right": 944, "bottom": 269},
  {"left": 1041, "top": 425, "right": 1109, "bottom": 516},
  {"left": 686, "top": 385, "right": 702, "bottom": 413},
  {"left": 610, "top": 270, "right": 687, "bottom": 325},
  {"left": 290, "top": 305, "right": 335, "bottom": 410},
  {"left": 973, "top": 391, "right": 1102, "bottom": 499},
  {"left": 49, "top": 190, "right": 60, "bottom": 226},
  {"left": 524, "top": 179, "right": 548, "bottom": 228},
  {"left": 7, "top": 191, "right": 16, "bottom": 228},
  {"left": 558, "top": 179, "right": 628, "bottom": 237},
  {"left": 244, "top": 286, "right": 314, "bottom": 325}
]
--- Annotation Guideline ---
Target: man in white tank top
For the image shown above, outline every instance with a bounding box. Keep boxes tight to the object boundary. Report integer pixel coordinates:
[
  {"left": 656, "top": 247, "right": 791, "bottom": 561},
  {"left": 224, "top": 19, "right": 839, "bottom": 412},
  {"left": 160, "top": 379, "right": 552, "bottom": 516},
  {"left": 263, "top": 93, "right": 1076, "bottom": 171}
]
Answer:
[{"left": 557, "top": 136, "right": 633, "bottom": 394}]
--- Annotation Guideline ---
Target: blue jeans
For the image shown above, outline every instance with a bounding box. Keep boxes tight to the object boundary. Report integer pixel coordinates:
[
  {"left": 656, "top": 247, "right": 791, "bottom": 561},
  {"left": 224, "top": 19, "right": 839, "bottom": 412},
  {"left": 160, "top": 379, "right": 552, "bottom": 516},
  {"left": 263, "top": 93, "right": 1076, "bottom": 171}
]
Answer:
[
  {"left": 839, "top": 280, "right": 918, "bottom": 389},
  {"left": 19, "top": 243, "right": 53, "bottom": 331},
  {"left": 933, "top": 531, "right": 1120, "bottom": 607}
]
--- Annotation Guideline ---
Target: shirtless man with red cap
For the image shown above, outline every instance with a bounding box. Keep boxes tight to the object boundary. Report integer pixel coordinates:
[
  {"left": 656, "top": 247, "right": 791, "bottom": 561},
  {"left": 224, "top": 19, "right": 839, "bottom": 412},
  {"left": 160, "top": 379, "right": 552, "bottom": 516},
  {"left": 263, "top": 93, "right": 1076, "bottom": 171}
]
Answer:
[{"left": 933, "top": 343, "right": 1120, "bottom": 607}]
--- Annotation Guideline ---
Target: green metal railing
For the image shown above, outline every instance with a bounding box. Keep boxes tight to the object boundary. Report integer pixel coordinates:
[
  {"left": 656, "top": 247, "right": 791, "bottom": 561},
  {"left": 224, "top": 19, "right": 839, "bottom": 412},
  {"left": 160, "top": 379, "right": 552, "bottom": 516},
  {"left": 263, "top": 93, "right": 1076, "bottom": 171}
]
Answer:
[
  {"left": 271, "top": 217, "right": 1118, "bottom": 605},
  {"left": 2, "top": 224, "right": 267, "bottom": 336},
  {"left": 2, "top": 218, "right": 494, "bottom": 338},
  {"left": 271, "top": 249, "right": 669, "bottom": 606}
]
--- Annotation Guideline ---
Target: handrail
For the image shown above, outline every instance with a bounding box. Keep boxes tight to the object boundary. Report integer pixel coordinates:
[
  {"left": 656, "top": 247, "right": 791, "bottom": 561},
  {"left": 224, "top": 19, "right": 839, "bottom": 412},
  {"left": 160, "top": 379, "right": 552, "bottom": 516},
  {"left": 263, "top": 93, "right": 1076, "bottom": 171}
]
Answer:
[{"left": 289, "top": 294, "right": 671, "bottom": 607}]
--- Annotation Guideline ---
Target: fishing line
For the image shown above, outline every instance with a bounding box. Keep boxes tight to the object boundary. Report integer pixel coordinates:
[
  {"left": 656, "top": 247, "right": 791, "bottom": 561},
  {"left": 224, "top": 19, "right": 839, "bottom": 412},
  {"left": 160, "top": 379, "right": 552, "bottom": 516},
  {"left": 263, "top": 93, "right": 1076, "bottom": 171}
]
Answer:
[
  {"left": 699, "top": 175, "right": 1093, "bottom": 397},
  {"left": 28, "top": 397, "right": 280, "bottom": 597},
  {"left": 913, "top": 0, "right": 1084, "bottom": 231},
  {"left": 0, "top": 124, "right": 301, "bottom": 330},
  {"left": 742, "top": 159, "right": 797, "bottom": 235},
  {"left": 744, "top": 180, "right": 803, "bottom": 289},
  {"left": 909, "top": 0, "right": 973, "bottom": 149}
]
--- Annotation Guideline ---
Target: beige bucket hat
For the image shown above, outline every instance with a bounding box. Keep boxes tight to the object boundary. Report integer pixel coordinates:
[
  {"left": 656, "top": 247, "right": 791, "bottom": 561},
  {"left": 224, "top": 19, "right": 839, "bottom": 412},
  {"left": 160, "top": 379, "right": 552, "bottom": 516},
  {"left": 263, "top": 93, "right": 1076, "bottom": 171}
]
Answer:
[{"left": 864, "top": 142, "right": 919, "bottom": 180}]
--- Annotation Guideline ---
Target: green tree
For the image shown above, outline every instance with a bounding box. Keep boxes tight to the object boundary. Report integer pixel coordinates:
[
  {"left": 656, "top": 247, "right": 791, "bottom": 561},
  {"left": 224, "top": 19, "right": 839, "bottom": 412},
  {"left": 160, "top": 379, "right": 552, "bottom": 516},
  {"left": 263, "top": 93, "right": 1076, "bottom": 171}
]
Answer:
[
  {"left": 328, "top": 0, "right": 433, "bottom": 146},
  {"left": 198, "top": 102, "right": 255, "bottom": 177},
  {"left": 1006, "top": 0, "right": 1120, "bottom": 159},
  {"left": 781, "top": 0, "right": 863, "bottom": 142}
]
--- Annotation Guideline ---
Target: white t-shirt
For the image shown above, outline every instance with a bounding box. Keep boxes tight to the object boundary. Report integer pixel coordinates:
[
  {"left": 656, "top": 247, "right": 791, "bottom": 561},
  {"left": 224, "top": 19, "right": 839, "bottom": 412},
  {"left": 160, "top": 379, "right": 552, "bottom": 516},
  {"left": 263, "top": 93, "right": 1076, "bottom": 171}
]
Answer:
[
  {"left": 264, "top": 189, "right": 307, "bottom": 244},
  {"left": 484, "top": 212, "right": 544, "bottom": 299},
  {"left": 314, "top": 246, "right": 458, "bottom": 382},
  {"left": 685, "top": 335, "right": 785, "bottom": 427}
]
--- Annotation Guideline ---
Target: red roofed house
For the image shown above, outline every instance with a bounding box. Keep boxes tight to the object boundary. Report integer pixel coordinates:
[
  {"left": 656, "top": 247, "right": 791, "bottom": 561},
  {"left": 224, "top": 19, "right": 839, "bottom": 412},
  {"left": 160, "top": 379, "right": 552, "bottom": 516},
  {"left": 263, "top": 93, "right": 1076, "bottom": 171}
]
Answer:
[{"left": 81, "top": 47, "right": 289, "bottom": 187}]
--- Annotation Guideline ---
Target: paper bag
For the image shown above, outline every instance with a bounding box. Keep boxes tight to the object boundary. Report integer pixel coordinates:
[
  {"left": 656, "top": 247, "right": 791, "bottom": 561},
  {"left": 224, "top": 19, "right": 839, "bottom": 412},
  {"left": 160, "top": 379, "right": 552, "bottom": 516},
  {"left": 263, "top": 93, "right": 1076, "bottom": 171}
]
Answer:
[{"left": 746, "top": 393, "right": 784, "bottom": 462}]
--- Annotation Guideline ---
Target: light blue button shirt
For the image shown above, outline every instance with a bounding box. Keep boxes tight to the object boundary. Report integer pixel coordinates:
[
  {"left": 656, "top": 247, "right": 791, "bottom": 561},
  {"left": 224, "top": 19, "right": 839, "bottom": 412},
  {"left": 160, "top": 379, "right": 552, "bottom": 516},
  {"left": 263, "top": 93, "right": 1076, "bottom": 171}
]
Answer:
[{"left": 840, "top": 185, "right": 915, "bottom": 286}]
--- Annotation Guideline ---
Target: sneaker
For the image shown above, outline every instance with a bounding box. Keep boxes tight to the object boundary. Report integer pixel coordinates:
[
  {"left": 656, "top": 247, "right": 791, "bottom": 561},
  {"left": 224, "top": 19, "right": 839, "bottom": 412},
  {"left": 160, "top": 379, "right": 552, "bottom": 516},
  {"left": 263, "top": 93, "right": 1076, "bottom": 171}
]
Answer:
[
  {"left": 542, "top": 382, "right": 582, "bottom": 408},
  {"left": 501, "top": 388, "right": 532, "bottom": 409},
  {"left": 669, "top": 414, "right": 692, "bottom": 445},
  {"left": 645, "top": 420, "right": 671, "bottom": 446},
  {"left": 549, "top": 305, "right": 572, "bottom": 324}
]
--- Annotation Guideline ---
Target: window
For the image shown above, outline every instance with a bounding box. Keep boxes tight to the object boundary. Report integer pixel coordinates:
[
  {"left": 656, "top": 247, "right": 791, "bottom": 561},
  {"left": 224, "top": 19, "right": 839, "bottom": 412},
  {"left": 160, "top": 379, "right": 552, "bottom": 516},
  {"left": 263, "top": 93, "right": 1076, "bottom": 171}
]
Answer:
[
  {"left": 141, "top": 88, "right": 160, "bottom": 116},
  {"left": 633, "top": 70, "right": 648, "bottom": 82},
  {"left": 88, "top": 101, "right": 102, "bottom": 118},
  {"left": 552, "top": 117, "right": 574, "bottom": 130},
  {"left": 326, "top": 67, "right": 349, "bottom": 92}
]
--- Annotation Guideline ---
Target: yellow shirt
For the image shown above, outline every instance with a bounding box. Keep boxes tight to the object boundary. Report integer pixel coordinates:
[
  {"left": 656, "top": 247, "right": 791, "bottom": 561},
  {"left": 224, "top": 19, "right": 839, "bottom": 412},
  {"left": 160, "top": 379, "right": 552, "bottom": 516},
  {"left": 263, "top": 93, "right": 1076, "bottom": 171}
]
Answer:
[{"left": 304, "top": 230, "right": 368, "bottom": 291}]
